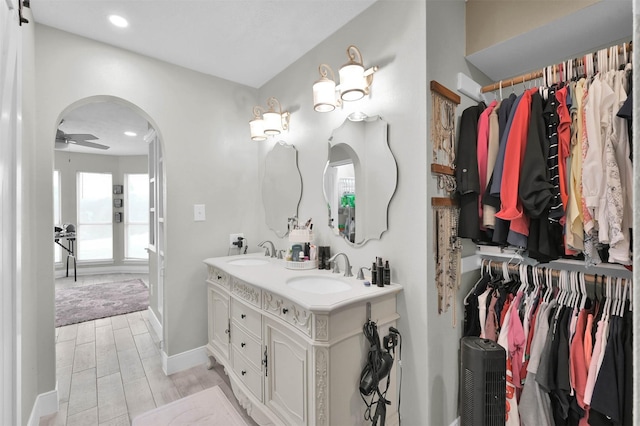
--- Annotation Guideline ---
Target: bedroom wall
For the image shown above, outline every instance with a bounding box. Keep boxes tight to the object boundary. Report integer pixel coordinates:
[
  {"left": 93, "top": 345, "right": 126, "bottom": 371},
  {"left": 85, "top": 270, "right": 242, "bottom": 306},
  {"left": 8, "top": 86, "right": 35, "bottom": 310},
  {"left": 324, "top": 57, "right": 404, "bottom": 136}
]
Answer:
[{"left": 54, "top": 151, "right": 148, "bottom": 273}]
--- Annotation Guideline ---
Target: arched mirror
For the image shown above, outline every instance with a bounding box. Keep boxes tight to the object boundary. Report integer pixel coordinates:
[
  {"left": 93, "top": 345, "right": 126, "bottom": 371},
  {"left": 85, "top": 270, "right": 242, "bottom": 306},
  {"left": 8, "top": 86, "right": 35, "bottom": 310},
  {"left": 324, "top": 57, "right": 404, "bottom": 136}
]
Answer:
[
  {"left": 262, "top": 141, "right": 302, "bottom": 237},
  {"left": 323, "top": 115, "right": 396, "bottom": 245}
]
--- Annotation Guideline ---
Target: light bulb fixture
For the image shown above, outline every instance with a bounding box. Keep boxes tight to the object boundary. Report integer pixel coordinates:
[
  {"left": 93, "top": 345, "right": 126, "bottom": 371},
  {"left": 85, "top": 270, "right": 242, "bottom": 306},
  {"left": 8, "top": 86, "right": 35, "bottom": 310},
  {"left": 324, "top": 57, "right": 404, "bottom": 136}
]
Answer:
[
  {"left": 313, "top": 64, "right": 341, "bottom": 112},
  {"left": 312, "top": 45, "right": 378, "bottom": 112},
  {"left": 249, "top": 106, "right": 267, "bottom": 141},
  {"left": 249, "top": 97, "right": 290, "bottom": 141}
]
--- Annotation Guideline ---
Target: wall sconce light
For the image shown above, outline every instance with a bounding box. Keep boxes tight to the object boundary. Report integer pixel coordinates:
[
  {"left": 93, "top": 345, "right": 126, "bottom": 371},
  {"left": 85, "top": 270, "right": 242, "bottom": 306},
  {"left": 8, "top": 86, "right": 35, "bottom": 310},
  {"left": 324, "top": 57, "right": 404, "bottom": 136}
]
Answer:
[
  {"left": 313, "top": 45, "right": 378, "bottom": 112},
  {"left": 249, "top": 97, "right": 290, "bottom": 141}
]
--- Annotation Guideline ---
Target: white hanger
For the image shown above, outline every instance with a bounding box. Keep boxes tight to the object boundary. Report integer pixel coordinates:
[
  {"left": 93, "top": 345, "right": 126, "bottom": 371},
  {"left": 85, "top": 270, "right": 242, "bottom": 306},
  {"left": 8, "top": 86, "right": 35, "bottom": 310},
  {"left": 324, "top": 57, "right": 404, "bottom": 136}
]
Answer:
[
  {"left": 502, "top": 261, "right": 510, "bottom": 283},
  {"left": 463, "top": 260, "right": 487, "bottom": 305},
  {"left": 603, "top": 276, "right": 612, "bottom": 321},
  {"left": 579, "top": 272, "right": 587, "bottom": 312},
  {"left": 546, "top": 268, "right": 555, "bottom": 304},
  {"left": 499, "top": 80, "right": 503, "bottom": 101}
]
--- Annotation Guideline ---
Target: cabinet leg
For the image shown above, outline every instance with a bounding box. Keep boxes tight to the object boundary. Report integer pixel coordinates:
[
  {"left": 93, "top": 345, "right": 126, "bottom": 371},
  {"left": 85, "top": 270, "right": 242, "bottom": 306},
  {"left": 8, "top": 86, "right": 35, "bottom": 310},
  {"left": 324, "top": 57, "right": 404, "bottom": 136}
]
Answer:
[{"left": 207, "top": 355, "right": 217, "bottom": 370}]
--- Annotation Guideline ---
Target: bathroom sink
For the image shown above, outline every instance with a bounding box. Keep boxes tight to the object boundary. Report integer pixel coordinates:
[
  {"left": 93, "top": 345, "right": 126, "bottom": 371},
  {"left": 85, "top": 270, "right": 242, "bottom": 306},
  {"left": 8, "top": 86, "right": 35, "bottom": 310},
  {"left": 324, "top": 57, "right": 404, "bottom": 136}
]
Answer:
[
  {"left": 227, "top": 258, "right": 270, "bottom": 266},
  {"left": 286, "top": 276, "right": 351, "bottom": 294}
]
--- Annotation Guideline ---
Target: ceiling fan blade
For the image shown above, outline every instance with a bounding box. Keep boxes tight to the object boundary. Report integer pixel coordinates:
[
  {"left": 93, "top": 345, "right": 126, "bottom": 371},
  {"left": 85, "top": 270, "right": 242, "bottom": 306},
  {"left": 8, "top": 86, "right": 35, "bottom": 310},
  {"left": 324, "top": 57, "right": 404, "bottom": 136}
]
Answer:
[
  {"left": 64, "top": 133, "right": 98, "bottom": 142},
  {"left": 72, "top": 140, "right": 110, "bottom": 150}
]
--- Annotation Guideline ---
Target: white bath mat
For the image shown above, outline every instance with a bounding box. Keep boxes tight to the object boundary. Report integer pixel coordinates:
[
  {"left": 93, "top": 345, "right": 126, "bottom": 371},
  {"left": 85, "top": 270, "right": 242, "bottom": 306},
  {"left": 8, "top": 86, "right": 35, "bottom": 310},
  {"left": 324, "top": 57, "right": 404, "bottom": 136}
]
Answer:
[{"left": 132, "top": 385, "right": 248, "bottom": 426}]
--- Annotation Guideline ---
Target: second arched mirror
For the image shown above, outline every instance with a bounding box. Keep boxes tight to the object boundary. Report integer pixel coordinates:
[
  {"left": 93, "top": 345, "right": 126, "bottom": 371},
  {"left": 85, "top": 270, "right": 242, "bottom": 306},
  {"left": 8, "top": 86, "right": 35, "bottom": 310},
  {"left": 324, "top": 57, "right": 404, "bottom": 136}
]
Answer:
[{"left": 323, "top": 115, "right": 396, "bottom": 245}]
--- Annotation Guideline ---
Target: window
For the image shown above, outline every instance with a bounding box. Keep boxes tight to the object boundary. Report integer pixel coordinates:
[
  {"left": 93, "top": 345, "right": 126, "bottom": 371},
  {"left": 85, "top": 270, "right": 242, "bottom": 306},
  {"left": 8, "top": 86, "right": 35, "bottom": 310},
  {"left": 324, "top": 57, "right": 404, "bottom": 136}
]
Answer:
[
  {"left": 125, "top": 173, "right": 149, "bottom": 259},
  {"left": 53, "top": 170, "right": 61, "bottom": 263},
  {"left": 77, "top": 172, "right": 113, "bottom": 261}
]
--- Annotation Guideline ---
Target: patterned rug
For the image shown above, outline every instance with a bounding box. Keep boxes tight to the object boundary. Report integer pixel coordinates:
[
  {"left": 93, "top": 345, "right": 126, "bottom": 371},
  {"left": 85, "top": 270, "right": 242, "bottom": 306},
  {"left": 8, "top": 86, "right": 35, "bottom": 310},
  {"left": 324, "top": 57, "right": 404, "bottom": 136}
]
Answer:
[
  {"left": 132, "top": 385, "right": 248, "bottom": 426},
  {"left": 55, "top": 279, "right": 149, "bottom": 327}
]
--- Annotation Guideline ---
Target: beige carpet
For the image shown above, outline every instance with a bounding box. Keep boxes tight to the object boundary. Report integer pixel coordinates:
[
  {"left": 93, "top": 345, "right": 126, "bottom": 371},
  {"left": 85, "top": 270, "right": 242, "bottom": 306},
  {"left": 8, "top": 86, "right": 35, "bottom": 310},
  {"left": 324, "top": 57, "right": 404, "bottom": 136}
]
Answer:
[{"left": 132, "top": 386, "right": 248, "bottom": 426}]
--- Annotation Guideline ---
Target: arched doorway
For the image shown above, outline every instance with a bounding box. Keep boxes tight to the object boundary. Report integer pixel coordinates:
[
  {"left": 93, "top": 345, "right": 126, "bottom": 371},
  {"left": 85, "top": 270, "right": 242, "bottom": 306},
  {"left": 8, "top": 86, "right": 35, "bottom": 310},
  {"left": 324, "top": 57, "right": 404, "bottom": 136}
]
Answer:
[{"left": 53, "top": 96, "right": 165, "bottom": 338}]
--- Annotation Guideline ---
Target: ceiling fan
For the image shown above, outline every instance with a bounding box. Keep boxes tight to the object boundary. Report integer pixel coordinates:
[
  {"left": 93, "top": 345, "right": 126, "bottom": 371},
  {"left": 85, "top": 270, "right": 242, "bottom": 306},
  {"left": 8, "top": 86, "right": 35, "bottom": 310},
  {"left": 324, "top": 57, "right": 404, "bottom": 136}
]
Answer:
[{"left": 55, "top": 128, "right": 109, "bottom": 150}]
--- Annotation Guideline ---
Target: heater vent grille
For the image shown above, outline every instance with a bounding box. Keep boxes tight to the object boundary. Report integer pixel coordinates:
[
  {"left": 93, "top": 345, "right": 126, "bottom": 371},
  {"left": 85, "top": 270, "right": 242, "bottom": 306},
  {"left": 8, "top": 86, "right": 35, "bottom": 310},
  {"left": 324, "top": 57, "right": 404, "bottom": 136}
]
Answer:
[{"left": 459, "top": 337, "right": 506, "bottom": 426}]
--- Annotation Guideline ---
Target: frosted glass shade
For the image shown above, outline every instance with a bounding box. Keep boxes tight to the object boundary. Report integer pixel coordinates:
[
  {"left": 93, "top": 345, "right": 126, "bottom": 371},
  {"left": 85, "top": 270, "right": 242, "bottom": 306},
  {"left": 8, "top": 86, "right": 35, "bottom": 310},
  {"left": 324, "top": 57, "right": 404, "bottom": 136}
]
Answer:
[
  {"left": 313, "top": 78, "right": 337, "bottom": 112},
  {"left": 263, "top": 111, "right": 283, "bottom": 135},
  {"left": 339, "top": 63, "right": 366, "bottom": 101},
  {"left": 249, "top": 118, "right": 267, "bottom": 141}
]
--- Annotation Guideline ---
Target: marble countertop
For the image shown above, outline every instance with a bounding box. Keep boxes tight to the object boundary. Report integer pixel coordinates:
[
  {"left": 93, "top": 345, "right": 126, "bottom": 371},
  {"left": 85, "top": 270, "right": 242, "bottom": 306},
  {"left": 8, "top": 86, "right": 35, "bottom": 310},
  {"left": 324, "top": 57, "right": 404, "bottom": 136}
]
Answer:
[{"left": 204, "top": 254, "right": 402, "bottom": 313}]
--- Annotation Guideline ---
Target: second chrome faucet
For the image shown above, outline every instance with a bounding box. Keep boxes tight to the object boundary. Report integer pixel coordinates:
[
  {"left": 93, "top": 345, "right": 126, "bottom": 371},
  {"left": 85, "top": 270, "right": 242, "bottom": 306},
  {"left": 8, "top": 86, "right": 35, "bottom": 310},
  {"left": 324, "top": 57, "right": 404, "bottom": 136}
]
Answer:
[{"left": 327, "top": 252, "right": 353, "bottom": 277}]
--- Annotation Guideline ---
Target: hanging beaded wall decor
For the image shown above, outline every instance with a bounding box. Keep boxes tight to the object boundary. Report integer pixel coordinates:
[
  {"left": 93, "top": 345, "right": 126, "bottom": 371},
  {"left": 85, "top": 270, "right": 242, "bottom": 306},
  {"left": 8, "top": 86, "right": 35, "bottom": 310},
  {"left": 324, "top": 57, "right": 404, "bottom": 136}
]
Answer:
[{"left": 429, "top": 81, "right": 461, "bottom": 322}]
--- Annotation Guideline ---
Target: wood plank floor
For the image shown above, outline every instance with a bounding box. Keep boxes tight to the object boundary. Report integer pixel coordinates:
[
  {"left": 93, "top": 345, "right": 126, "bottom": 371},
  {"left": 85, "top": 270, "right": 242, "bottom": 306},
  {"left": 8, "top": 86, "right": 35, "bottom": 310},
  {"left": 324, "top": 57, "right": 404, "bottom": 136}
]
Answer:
[{"left": 40, "top": 274, "right": 257, "bottom": 426}]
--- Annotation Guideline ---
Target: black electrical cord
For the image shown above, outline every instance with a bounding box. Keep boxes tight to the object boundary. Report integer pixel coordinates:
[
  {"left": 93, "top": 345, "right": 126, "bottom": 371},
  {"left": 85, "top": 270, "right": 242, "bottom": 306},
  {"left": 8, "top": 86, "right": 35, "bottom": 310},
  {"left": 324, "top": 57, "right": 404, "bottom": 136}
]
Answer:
[
  {"left": 360, "top": 320, "right": 392, "bottom": 426},
  {"left": 389, "top": 327, "right": 402, "bottom": 426}
]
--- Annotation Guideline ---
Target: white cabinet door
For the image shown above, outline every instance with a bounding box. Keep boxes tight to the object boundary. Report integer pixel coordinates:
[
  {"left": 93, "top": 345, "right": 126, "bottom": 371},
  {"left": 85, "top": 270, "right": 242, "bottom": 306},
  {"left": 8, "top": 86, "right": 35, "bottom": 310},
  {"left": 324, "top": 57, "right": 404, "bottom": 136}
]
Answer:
[
  {"left": 264, "top": 319, "right": 308, "bottom": 426},
  {"left": 208, "top": 285, "right": 230, "bottom": 358}
]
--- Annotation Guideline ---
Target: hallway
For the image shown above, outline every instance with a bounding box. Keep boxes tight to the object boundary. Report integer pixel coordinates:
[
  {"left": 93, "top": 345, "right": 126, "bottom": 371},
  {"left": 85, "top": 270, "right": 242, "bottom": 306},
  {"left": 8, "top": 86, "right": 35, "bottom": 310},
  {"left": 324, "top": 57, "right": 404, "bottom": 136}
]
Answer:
[{"left": 40, "top": 275, "right": 256, "bottom": 425}]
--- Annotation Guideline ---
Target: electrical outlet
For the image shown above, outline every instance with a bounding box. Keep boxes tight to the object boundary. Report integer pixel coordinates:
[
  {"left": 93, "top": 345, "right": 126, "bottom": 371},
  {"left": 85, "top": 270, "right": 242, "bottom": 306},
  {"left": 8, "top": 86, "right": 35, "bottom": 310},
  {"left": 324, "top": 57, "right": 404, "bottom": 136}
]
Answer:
[{"left": 229, "top": 233, "right": 245, "bottom": 248}]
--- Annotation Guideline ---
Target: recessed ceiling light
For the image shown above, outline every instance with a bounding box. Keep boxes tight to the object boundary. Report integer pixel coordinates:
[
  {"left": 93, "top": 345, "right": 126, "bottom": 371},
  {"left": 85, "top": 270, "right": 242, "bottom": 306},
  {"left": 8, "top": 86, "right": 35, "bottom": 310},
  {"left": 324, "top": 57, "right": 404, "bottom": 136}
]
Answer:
[
  {"left": 109, "top": 15, "right": 129, "bottom": 28},
  {"left": 124, "top": 131, "right": 137, "bottom": 137}
]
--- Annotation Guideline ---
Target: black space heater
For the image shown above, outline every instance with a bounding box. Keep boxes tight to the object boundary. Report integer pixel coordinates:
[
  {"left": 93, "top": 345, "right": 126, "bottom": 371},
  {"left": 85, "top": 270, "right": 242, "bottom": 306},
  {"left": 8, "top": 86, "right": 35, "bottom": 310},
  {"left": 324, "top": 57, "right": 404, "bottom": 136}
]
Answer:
[{"left": 459, "top": 337, "right": 506, "bottom": 426}]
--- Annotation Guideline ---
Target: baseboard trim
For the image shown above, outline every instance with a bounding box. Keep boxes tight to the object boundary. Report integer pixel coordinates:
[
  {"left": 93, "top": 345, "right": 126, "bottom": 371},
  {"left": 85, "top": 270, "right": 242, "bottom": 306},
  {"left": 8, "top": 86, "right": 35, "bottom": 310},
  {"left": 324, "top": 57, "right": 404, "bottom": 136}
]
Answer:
[
  {"left": 54, "top": 264, "right": 149, "bottom": 278},
  {"left": 27, "top": 387, "right": 58, "bottom": 426},
  {"left": 162, "top": 346, "right": 208, "bottom": 376},
  {"left": 147, "top": 307, "right": 163, "bottom": 342}
]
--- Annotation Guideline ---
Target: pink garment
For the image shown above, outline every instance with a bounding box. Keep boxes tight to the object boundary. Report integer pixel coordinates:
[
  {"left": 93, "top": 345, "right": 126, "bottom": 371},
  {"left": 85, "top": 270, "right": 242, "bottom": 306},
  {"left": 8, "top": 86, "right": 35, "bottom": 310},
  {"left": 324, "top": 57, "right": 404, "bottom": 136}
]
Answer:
[
  {"left": 569, "top": 309, "right": 589, "bottom": 409},
  {"left": 476, "top": 100, "right": 498, "bottom": 229},
  {"left": 584, "top": 313, "right": 594, "bottom": 367},
  {"left": 556, "top": 86, "right": 571, "bottom": 212},
  {"left": 508, "top": 292, "right": 526, "bottom": 392},
  {"left": 583, "top": 319, "right": 605, "bottom": 405}
]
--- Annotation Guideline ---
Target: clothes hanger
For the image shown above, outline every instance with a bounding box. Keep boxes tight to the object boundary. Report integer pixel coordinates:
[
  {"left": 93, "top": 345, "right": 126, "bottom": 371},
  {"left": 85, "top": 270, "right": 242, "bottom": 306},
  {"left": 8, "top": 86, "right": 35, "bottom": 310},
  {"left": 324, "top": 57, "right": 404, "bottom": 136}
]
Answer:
[
  {"left": 579, "top": 272, "right": 587, "bottom": 311},
  {"left": 463, "top": 259, "right": 488, "bottom": 305}
]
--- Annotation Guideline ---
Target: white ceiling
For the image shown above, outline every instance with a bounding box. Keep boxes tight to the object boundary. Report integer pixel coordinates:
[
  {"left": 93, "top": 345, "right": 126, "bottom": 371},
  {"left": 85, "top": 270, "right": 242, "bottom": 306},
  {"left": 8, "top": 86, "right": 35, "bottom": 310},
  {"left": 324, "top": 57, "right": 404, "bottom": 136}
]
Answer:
[{"left": 33, "top": 0, "right": 377, "bottom": 156}]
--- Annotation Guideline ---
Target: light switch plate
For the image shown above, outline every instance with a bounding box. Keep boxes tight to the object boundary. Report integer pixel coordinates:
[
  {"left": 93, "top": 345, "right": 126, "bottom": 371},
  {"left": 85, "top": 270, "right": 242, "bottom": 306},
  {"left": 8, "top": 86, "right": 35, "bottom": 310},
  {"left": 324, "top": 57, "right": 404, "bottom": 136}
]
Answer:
[{"left": 193, "top": 204, "right": 206, "bottom": 221}]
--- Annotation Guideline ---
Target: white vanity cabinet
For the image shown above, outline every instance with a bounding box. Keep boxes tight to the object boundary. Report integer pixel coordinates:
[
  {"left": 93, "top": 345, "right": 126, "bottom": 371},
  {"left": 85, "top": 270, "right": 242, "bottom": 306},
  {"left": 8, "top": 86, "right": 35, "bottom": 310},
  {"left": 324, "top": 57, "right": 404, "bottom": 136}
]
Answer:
[{"left": 204, "top": 257, "right": 402, "bottom": 426}]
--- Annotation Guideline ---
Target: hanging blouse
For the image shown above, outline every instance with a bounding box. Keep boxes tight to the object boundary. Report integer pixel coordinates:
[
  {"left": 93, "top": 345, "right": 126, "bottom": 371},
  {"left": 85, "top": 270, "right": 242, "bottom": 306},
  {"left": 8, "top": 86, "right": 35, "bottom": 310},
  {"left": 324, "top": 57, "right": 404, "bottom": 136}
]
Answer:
[{"left": 566, "top": 78, "right": 586, "bottom": 252}]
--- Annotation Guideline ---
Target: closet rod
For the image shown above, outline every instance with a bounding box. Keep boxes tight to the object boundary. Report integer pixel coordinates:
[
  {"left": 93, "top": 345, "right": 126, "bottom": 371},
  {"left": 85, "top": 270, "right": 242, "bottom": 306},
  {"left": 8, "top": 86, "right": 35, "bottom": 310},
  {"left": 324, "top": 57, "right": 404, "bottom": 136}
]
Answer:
[
  {"left": 480, "top": 41, "right": 633, "bottom": 94},
  {"left": 485, "top": 260, "right": 631, "bottom": 286}
]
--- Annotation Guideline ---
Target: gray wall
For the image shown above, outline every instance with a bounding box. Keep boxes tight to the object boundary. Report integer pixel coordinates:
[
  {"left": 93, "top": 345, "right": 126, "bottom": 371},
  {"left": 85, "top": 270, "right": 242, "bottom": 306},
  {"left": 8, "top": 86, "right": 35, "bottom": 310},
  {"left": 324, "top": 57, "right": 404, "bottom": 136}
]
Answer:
[
  {"left": 34, "top": 23, "right": 261, "bottom": 366},
  {"left": 256, "top": 1, "right": 432, "bottom": 423},
  {"left": 20, "top": 7, "right": 47, "bottom": 423},
  {"left": 426, "top": 1, "right": 492, "bottom": 423},
  {"left": 54, "top": 151, "right": 148, "bottom": 271}
]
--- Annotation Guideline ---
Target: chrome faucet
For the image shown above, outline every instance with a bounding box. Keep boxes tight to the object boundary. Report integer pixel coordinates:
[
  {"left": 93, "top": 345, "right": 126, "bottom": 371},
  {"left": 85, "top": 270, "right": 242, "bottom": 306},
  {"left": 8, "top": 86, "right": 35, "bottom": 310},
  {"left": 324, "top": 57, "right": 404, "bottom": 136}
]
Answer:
[
  {"left": 357, "top": 266, "right": 371, "bottom": 280},
  {"left": 258, "top": 240, "right": 276, "bottom": 258},
  {"left": 328, "top": 252, "right": 353, "bottom": 277}
]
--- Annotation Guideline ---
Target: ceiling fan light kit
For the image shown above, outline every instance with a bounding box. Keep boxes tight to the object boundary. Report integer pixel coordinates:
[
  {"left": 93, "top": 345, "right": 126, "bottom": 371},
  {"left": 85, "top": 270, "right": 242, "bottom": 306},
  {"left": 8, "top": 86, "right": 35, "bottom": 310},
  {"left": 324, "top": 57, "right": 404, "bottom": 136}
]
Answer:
[{"left": 55, "top": 129, "right": 110, "bottom": 150}]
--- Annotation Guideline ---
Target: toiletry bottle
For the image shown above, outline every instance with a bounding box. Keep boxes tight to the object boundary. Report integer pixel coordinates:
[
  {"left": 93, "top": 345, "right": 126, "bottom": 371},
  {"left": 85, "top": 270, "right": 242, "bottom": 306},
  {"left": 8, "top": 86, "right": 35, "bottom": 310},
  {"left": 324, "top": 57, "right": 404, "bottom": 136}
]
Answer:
[
  {"left": 376, "top": 258, "right": 384, "bottom": 287},
  {"left": 384, "top": 261, "right": 391, "bottom": 285},
  {"left": 371, "top": 262, "right": 378, "bottom": 286}
]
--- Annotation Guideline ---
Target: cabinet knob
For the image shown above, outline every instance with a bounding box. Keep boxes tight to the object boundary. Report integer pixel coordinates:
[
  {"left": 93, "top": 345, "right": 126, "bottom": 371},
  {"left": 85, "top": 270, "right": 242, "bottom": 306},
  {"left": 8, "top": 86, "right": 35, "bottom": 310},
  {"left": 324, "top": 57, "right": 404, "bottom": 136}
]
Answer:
[
  {"left": 224, "top": 329, "right": 230, "bottom": 334},
  {"left": 217, "top": 275, "right": 222, "bottom": 280},
  {"left": 282, "top": 308, "right": 289, "bottom": 314},
  {"left": 241, "top": 314, "right": 246, "bottom": 319},
  {"left": 241, "top": 342, "right": 246, "bottom": 348},
  {"left": 241, "top": 370, "right": 247, "bottom": 376}
]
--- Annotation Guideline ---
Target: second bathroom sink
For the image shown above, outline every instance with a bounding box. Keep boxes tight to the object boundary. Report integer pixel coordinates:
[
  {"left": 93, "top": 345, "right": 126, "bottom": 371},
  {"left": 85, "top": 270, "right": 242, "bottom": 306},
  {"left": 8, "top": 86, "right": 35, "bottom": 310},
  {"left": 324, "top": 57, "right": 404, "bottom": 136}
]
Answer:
[{"left": 286, "top": 275, "right": 351, "bottom": 294}]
